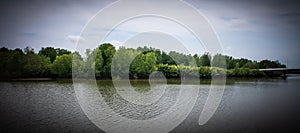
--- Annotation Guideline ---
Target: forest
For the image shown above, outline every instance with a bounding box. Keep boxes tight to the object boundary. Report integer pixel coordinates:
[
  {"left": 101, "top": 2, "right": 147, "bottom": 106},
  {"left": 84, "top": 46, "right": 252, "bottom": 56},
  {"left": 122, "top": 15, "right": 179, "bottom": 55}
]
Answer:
[{"left": 0, "top": 43, "right": 286, "bottom": 80}]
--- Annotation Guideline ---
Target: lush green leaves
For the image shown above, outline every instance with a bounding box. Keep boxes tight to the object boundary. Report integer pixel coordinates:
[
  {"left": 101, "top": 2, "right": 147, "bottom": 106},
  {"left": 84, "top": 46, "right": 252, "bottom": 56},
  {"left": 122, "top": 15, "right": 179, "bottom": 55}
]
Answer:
[
  {"left": 0, "top": 44, "right": 287, "bottom": 80},
  {"left": 130, "top": 52, "right": 157, "bottom": 79},
  {"left": 51, "top": 54, "right": 73, "bottom": 78}
]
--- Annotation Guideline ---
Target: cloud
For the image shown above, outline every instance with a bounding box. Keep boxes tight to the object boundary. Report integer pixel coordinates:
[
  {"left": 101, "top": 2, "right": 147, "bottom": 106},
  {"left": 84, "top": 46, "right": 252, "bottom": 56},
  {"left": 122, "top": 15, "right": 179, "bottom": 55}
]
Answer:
[
  {"left": 103, "top": 40, "right": 124, "bottom": 48},
  {"left": 67, "top": 35, "right": 84, "bottom": 43}
]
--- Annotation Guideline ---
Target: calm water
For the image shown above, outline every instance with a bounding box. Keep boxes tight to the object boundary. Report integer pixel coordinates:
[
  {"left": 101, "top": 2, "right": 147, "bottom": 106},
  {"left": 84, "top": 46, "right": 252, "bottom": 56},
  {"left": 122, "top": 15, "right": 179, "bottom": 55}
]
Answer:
[{"left": 0, "top": 76, "right": 300, "bottom": 133}]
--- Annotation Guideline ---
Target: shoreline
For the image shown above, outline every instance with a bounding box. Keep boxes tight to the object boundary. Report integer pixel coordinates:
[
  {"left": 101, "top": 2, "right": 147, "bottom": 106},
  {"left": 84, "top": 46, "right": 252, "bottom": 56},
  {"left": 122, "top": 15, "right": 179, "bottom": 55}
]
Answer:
[{"left": 0, "top": 76, "right": 289, "bottom": 82}]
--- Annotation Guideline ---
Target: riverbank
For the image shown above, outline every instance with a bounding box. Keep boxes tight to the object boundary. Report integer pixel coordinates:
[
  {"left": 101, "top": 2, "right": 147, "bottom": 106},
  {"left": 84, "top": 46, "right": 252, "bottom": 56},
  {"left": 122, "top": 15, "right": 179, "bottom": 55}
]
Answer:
[{"left": 1, "top": 76, "right": 289, "bottom": 86}]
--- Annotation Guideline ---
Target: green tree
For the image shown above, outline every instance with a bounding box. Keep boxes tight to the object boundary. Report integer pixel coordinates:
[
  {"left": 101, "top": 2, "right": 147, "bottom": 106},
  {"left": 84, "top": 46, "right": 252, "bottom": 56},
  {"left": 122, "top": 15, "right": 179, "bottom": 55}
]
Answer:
[
  {"left": 98, "top": 43, "right": 116, "bottom": 78},
  {"left": 157, "top": 64, "right": 180, "bottom": 78},
  {"left": 38, "top": 47, "right": 71, "bottom": 63},
  {"left": 72, "top": 52, "right": 85, "bottom": 78},
  {"left": 23, "top": 53, "right": 51, "bottom": 77},
  {"left": 130, "top": 52, "right": 157, "bottom": 79},
  {"left": 258, "top": 59, "right": 286, "bottom": 69},
  {"left": 51, "top": 54, "right": 73, "bottom": 78},
  {"left": 224, "top": 56, "right": 235, "bottom": 69},
  {"left": 243, "top": 62, "right": 258, "bottom": 69},
  {"left": 112, "top": 47, "right": 138, "bottom": 79},
  {"left": 95, "top": 48, "right": 104, "bottom": 78},
  {"left": 24, "top": 46, "right": 34, "bottom": 55},
  {"left": 38, "top": 47, "right": 57, "bottom": 63},
  {"left": 0, "top": 48, "right": 25, "bottom": 78},
  {"left": 56, "top": 48, "right": 71, "bottom": 55},
  {"left": 211, "top": 54, "right": 226, "bottom": 68},
  {"left": 199, "top": 53, "right": 211, "bottom": 66}
]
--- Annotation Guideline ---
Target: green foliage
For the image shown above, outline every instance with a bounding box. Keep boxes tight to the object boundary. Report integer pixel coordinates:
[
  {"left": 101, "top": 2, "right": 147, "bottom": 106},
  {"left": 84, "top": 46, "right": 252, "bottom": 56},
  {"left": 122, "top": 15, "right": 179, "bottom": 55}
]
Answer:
[
  {"left": 227, "top": 68, "right": 265, "bottom": 77},
  {"left": 198, "top": 66, "right": 212, "bottom": 78},
  {"left": 258, "top": 59, "right": 286, "bottom": 69},
  {"left": 157, "top": 64, "right": 180, "bottom": 78},
  {"left": 72, "top": 52, "right": 85, "bottom": 78},
  {"left": 51, "top": 54, "right": 73, "bottom": 78},
  {"left": 178, "top": 64, "right": 199, "bottom": 79},
  {"left": 24, "top": 46, "right": 34, "bottom": 55},
  {"left": 0, "top": 48, "right": 25, "bottom": 78},
  {"left": 23, "top": 54, "right": 51, "bottom": 77},
  {"left": 112, "top": 47, "right": 138, "bottom": 79},
  {"left": 98, "top": 43, "right": 116, "bottom": 78},
  {"left": 199, "top": 53, "right": 211, "bottom": 67},
  {"left": 169, "top": 51, "right": 194, "bottom": 66},
  {"left": 38, "top": 47, "right": 57, "bottom": 63},
  {"left": 0, "top": 45, "right": 287, "bottom": 80},
  {"left": 38, "top": 47, "right": 71, "bottom": 63},
  {"left": 130, "top": 52, "right": 157, "bottom": 79},
  {"left": 212, "top": 54, "right": 226, "bottom": 68},
  {"left": 0, "top": 47, "right": 51, "bottom": 79},
  {"left": 243, "top": 62, "right": 259, "bottom": 69}
]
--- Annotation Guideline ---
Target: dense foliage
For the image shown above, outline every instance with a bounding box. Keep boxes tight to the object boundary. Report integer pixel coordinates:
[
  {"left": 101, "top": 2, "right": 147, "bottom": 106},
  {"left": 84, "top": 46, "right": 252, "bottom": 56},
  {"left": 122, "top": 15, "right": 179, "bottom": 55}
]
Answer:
[{"left": 0, "top": 44, "right": 286, "bottom": 80}]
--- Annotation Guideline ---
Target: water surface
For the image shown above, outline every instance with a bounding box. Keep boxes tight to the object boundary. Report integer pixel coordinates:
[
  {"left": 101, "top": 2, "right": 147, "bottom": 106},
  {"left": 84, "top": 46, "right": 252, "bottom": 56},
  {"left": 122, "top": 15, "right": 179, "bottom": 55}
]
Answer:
[{"left": 0, "top": 77, "right": 299, "bottom": 132}]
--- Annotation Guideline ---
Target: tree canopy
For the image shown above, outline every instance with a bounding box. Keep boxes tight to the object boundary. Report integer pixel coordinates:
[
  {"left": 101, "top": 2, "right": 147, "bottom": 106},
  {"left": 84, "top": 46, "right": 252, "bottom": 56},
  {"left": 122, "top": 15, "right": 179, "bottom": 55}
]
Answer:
[{"left": 0, "top": 44, "right": 287, "bottom": 80}]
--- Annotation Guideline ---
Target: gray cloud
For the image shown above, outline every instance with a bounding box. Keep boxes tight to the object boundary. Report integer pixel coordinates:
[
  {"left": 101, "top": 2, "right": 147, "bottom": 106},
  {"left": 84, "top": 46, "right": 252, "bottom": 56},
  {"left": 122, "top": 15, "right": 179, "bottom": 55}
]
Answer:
[{"left": 0, "top": 0, "right": 299, "bottom": 67}]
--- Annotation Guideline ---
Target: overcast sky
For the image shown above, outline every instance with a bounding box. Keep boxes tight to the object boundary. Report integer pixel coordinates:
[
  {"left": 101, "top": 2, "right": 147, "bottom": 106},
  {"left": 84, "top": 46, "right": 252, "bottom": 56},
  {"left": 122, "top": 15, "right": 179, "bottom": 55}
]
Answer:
[{"left": 0, "top": 0, "right": 300, "bottom": 68}]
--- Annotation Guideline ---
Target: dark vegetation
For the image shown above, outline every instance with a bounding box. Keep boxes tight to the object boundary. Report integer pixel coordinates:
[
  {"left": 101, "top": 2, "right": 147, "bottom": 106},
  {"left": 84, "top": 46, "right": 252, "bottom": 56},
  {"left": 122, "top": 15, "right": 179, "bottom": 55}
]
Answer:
[{"left": 0, "top": 43, "right": 286, "bottom": 80}]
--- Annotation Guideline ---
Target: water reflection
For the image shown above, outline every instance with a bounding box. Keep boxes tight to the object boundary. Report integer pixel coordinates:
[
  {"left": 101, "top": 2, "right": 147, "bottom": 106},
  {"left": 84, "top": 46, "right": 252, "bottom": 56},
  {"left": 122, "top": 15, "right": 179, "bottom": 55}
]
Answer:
[
  {"left": 97, "top": 81, "right": 180, "bottom": 120},
  {"left": 0, "top": 77, "right": 299, "bottom": 132}
]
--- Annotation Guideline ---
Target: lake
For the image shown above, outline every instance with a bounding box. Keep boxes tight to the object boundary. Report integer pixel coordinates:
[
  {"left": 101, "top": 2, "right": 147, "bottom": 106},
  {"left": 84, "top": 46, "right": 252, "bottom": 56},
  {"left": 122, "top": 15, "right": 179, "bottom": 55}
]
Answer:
[{"left": 0, "top": 76, "right": 300, "bottom": 133}]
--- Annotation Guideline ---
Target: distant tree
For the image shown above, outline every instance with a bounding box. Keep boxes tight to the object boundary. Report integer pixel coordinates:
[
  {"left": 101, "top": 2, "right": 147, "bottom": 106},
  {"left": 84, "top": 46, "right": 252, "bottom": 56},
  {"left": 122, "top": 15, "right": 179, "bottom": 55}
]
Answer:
[
  {"left": 168, "top": 51, "right": 196, "bottom": 66},
  {"left": 258, "top": 59, "right": 286, "bottom": 69},
  {"left": 161, "top": 52, "right": 175, "bottom": 65},
  {"left": 224, "top": 56, "right": 235, "bottom": 69},
  {"left": 24, "top": 46, "right": 35, "bottom": 55},
  {"left": 236, "top": 58, "right": 251, "bottom": 68},
  {"left": 154, "top": 49, "right": 163, "bottom": 64},
  {"left": 38, "top": 47, "right": 71, "bottom": 63},
  {"left": 0, "top": 47, "right": 9, "bottom": 52},
  {"left": 199, "top": 53, "right": 211, "bottom": 67},
  {"left": 0, "top": 45, "right": 289, "bottom": 80},
  {"left": 211, "top": 54, "right": 226, "bottom": 68},
  {"left": 56, "top": 48, "right": 71, "bottom": 55},
  {"left": 243, "top": 62, "right": 259, "bottom": 69},
  {"left": 24, "top": 53, "right": 51, "bottom": 77},
  {"left": 38, "top": 47, "right": 57, "bottom": 62},
  {"left": 0, "top": 48, "right": 25, "bottom": 78},
  {"left": 85, "top": 49, "right": 91, "bottom": 57},
  {"left": 51, "top": 54, "right": 73, "bottom": 78},
  {"left": 130, "top": 52, "right": 157, "bottom": 79},
  {"left": 95, "top": 48, "right": 103, "bottom": 78},
  {"left": 84, "top": 48, "right": 97, "bottom": 78},
  {"left": 112, "top": 47, "right": 138, "bottom": 79},
  {"left": 97, "top": 43, "right": 116, "bottom": 78},
  {"left": 193, "top": 54, "right": 201, "bottom": 67},
  {"left": 72, "top": 52, "right": 85, "bottom": 78}
]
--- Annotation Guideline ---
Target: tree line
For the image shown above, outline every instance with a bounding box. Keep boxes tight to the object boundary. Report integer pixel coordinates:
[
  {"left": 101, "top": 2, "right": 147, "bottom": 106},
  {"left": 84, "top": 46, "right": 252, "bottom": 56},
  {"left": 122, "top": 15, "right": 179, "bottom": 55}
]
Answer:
[{"left": 0, "top": 43, "right": 286, "bottom": 80}]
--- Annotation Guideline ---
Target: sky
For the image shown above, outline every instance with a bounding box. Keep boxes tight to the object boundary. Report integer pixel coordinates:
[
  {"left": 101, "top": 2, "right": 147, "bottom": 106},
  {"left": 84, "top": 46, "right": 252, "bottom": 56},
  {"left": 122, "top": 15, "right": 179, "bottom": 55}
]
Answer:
[{"left": 0, "top": 0, "right": 300, "bottom": 68}]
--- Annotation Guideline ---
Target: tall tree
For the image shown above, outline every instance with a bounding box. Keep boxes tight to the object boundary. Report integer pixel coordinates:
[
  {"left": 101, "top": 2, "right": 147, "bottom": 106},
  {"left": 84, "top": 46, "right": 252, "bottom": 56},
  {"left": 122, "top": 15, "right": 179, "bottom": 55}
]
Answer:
[
  {"left": 51, "top": 54, "right": 73, "bottom": 78},
  {"left": 24, "top": 53, "right": 51, "bottom": 77},
  {"left": 97, "top": 43, "right": 116, "bottom": 78},
  {"left": 130, "top": 52, "right": 157, "bottom": 79},
  {"left": 72, "top": 52, "right": 85, "bottom": 78},
  {"left": 199, "top": 53, "right": 211, "bottom": 67},
  {"left": 211, "top": 54, "right": 226, "bottom": 68},
  {"left": 112, "top": 47, "right": 138, "bottom": 79},
  {"left": 38, "top": 47, "right": 71, "bottom": 63},
  {"left": 38, "top": 47, "right": 57, "bottom": 63}
]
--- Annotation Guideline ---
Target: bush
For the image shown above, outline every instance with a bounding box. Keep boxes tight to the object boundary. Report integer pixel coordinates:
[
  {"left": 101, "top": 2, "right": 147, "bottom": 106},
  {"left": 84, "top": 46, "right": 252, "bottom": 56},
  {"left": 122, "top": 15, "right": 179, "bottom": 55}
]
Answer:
[
  {"left": 157, "top": 64, "right": 180, "bottom": 78},
  {"left": 227, "top": 68, "right": 265, "bottom": 77}
]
